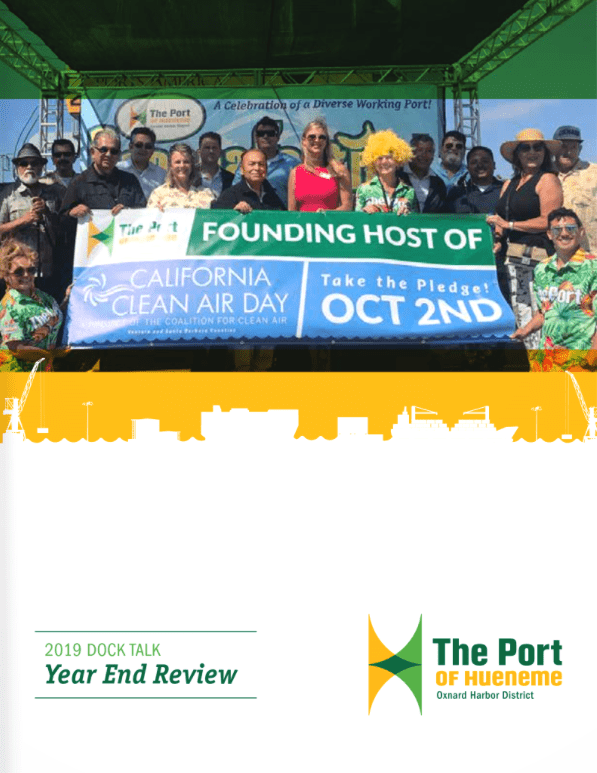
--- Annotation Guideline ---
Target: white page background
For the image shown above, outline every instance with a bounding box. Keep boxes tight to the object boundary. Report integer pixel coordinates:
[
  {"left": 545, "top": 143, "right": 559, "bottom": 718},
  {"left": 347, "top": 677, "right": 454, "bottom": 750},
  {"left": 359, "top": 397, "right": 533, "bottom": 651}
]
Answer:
[{"left": 1, "top": 432, "right": 594, "bottom": 772}]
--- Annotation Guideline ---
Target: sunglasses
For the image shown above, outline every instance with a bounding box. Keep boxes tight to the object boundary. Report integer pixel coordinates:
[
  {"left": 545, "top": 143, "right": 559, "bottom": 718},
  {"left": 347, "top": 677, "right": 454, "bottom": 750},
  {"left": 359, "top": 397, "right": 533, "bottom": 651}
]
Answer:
[
  {"left": 10, "top": 266, "right": 36, "bottom": 277},
  {"left": 444, "top": 142, "right": 464, "bottom": 150},
  {"left": 518, "top": 143, "right": 544, "bottom": 153},
  {"left": 53, "top": 151, "right": 74, "bottom": 159},
  {"left": 306, "top": 134, "right": 327, "bottom": 142},
  {"left": 133, "top": 141, "right": 154, "bottom": 150},
  {"left": 256, "top": 129, "right": 278, "bottom": 138},
  {"left": 17, "top": 160, "right": 43, "bottom": 168},
  {"left": 551, "top": 224, "right": 579, "bottom": 235},
  {"left": 94, "top": 146, "right": 120, "bottom": 156}
]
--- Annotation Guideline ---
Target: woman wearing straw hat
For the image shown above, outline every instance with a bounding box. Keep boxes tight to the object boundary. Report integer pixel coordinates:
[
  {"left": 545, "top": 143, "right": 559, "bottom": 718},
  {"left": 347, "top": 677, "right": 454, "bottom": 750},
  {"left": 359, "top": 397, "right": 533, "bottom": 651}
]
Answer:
[{"left": 487, "top": 129, "right": 563, "bottom": 349}]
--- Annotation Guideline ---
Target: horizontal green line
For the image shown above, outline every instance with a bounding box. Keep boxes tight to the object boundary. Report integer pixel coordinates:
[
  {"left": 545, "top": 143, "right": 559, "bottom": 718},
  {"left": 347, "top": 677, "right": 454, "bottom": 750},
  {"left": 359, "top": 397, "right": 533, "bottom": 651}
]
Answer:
[
  {"left": 34, "top": 631, "right": 257, "bottom": 633},
  {"left": 35, "top": 696, "right": 256, "bottom": 700}
]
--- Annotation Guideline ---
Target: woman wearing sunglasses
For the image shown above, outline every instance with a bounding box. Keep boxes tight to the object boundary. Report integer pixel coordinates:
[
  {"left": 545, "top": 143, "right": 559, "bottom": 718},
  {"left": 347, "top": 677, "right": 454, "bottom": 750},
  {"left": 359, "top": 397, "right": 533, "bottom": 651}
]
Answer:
[
  {"left": 288, "top": 120, "right": 352, "bottom": 212},
  {"left": 487, "top": 129, "right": 563, "bottom": 349},
  {"left": 0, "top": 240, "right": 68, "bottom": 372}
]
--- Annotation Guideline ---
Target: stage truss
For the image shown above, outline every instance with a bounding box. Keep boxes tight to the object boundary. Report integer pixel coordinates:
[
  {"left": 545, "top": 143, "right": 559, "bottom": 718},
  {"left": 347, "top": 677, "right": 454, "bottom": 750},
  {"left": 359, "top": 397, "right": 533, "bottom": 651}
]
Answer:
[{"left": 0, "top": 0, "right": 592, "bottom": 152}]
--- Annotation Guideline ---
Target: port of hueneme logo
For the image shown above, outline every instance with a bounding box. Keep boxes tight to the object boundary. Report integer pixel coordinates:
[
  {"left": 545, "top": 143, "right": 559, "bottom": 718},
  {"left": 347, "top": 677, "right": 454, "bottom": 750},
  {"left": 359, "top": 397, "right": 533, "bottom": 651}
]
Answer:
[
  {"left": 88, "top": 219, "right": 115, "bottom": 256},
  {"left": 368, "top": 615, "right": 423, "bottom": 715}
]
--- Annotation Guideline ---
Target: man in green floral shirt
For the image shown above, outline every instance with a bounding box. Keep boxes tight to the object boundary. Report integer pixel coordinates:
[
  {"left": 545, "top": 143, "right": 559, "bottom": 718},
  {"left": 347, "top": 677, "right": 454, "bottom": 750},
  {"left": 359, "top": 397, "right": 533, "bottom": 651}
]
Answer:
[{"left": 511, "top": 207, "right": 597, "bottom": 350}]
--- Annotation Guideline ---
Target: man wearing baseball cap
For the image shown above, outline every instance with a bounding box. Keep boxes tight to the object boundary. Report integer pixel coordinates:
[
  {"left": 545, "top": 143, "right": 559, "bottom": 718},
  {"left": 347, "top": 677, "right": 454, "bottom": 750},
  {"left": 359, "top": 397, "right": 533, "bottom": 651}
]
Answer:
[{"left": 553, "top": 125, "right": 597, "bottom": 253}]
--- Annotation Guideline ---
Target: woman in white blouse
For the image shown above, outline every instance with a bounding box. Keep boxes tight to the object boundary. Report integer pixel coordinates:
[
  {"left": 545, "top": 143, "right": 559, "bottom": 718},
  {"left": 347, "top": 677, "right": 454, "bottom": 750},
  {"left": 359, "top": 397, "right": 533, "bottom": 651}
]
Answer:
[{"left": 147, "top": 143, "right": 214, "bottom": 210}]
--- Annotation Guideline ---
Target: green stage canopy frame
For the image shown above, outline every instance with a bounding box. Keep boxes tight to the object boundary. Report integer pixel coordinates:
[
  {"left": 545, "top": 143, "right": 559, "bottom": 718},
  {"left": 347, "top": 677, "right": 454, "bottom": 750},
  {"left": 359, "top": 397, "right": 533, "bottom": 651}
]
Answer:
[{"left": 0, "top": 0, "right": 592, "bottom": 96}]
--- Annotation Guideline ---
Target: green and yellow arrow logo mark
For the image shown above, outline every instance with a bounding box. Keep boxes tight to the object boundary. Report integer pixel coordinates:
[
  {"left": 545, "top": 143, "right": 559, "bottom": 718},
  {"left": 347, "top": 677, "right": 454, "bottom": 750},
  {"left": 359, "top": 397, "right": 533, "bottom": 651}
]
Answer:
[
  {"left": 88, "top": 218, "right": 115, "bottom": 256},
  {"left": 368, "top": 614, "right": 422, "bottom": 715},
  {"left": 130, "top": 106, "right": 147, "bottom": 127}
]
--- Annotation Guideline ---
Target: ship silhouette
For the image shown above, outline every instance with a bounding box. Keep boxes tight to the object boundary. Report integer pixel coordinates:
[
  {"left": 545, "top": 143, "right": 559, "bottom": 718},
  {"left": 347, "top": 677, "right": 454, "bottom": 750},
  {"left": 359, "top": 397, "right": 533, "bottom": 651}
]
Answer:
[{"left": 391, "top": 406, "right": 516, "bottom": 442}]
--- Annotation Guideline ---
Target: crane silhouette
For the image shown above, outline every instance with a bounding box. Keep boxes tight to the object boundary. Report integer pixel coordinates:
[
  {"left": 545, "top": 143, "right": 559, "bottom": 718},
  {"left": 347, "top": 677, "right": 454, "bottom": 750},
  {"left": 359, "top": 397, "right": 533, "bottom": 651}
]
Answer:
[
  {"left": 566, "top": 372, "right": 597, "bottom": 443},
  {"left": 3, "top": 358, "right": 45, "bottom": 442}
]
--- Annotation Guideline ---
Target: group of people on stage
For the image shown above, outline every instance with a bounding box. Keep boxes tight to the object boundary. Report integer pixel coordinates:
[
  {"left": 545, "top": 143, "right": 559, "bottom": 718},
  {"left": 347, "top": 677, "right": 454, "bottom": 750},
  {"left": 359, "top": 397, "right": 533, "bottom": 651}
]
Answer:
[{"left": 1, "top": 115, "right": 596, "bottom": 371}]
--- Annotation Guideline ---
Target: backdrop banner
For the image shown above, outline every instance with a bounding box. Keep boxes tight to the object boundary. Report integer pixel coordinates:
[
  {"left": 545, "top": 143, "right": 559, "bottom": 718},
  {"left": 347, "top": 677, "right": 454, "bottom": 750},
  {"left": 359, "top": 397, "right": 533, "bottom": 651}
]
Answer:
[
  {"left": 65, "top": 210, "right": 515, "bottom": 347},
  {"left": 81, "top": 88, "right": 441, "bottom": 188}
]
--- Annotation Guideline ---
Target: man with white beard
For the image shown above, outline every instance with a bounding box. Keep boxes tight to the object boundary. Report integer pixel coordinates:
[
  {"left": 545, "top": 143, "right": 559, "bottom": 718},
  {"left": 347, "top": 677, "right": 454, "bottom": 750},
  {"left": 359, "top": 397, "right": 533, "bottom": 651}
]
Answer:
[{"left": 0, "top": 143, "right": 63, "bottom": 297}]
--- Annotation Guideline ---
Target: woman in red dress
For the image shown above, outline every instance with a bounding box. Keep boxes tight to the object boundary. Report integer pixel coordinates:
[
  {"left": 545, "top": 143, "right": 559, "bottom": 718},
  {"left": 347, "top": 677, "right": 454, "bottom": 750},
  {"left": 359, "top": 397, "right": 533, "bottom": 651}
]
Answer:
[
  {"left": 287, "top": 121, "right": 352, "bottom": 370},
  {"left": 288, "top": 120, "right": 352, "bottom": 211}
]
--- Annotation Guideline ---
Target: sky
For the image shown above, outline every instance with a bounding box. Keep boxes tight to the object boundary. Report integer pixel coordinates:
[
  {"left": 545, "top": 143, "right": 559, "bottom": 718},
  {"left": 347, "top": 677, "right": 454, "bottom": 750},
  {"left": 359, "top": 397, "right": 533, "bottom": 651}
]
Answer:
[{"left": 0, "top": 98, "right": 595, "bottom": 183}]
